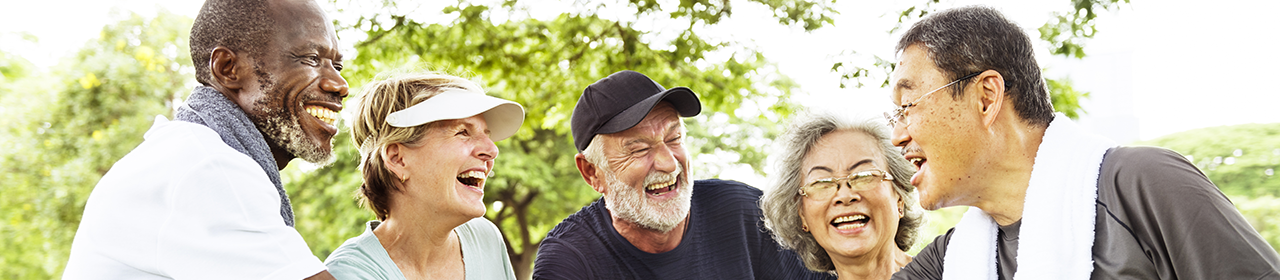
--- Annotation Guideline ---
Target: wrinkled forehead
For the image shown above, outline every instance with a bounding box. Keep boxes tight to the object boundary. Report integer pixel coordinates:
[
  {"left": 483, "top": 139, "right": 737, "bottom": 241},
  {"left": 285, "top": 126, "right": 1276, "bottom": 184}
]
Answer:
[
  {"left": 801, "top": 130, "right": 882, "bottom": 177},
  {"left": 268, "top": 0, "right": 338, "bottom": 40}
]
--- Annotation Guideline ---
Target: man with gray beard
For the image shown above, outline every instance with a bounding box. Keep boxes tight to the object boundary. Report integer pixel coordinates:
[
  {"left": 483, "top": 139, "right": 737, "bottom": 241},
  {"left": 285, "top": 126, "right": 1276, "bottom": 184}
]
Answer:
[
  {"left": 532, "top": 70, "right": 831, "bottom": 279},
  {"left": 64, "top": 0, "right": 345, "bottom": 278}
]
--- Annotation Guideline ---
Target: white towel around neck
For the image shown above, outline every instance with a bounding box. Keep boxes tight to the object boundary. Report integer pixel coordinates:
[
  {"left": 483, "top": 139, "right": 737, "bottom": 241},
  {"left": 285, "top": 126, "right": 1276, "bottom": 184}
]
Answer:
[{"left": 940, "top": 114, "right": 1116, "bottom": 280}]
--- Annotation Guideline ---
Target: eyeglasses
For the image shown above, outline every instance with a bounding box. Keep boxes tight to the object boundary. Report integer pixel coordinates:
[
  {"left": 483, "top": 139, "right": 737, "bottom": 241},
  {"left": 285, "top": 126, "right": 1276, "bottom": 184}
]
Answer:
[
  {"left": 884, "top": 72, "right": 982, "bottom": 128},
  {"left": 799, "top": 169, "right": 893, "bottom": 200}
]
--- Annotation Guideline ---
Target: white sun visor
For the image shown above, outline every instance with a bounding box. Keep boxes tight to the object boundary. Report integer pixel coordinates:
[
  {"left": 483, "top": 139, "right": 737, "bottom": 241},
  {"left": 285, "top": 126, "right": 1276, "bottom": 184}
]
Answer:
[{"left": 385, "top": 89, "right": 525, "bottom": 141}]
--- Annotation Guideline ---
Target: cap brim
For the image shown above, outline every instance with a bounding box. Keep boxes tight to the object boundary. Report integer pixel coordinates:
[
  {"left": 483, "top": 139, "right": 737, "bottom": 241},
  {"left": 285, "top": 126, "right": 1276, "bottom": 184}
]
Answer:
[
  {"left": 595, "top": 87, "right": 701, "bottom": 135},
  {"left": 385, "top": 89, "right": 526, "bottom": 141}
]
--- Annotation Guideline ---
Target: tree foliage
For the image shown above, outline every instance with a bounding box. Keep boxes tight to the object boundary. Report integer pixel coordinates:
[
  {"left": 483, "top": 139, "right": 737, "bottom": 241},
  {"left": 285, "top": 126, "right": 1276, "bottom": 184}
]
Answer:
[{"left": 0, "top": 11, "right": 193, "bottom": 278}]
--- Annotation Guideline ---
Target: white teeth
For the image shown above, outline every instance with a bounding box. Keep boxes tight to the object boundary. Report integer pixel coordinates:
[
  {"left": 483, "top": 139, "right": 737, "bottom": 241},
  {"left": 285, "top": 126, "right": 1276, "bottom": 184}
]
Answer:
[
  {"left": 457, "top": 170, "right": 487, "bottom": 179},
  {"left": 305, "top": 106, "right": 339, "bottom": 126},
  {"left": 457, "top": 170, "right": 486, "bottom": 188},
  {"left": 910, "top": 158, "right": 923, "bottom": 165},
  {"left": 835, "top": 222, "right": 868, "bottom": 230},
  {"left": 832, "top": 215, "right": 868, "bottom": 224}
]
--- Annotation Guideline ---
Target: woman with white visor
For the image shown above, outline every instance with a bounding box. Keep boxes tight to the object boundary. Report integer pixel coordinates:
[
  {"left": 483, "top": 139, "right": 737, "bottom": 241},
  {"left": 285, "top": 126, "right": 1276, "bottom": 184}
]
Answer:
[{"left": 325, "top": 73, "right": 524, "bottom": 280}]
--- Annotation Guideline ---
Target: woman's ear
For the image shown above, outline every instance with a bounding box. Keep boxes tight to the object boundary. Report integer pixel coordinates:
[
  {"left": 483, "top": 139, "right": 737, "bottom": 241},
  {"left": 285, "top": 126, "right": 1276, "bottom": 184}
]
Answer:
[{"left": 383, "top": 143, "right": 409, "bottom": 182}]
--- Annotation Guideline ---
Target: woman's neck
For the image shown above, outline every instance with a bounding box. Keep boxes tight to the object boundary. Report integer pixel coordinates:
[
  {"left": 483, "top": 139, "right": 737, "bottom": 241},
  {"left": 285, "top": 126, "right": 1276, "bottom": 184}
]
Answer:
[
  {"left": 373, "top": 212, "right": 468, "bottom": 279},
  {"left": 832, "top": 247, "right": 912, "bottom": 280}
]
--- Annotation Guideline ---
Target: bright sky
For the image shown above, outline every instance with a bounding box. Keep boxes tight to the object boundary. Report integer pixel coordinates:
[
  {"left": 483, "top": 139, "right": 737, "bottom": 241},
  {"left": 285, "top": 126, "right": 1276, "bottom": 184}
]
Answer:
[{"left": 3, "top": 0, "right": 1276, "bottom": 144}]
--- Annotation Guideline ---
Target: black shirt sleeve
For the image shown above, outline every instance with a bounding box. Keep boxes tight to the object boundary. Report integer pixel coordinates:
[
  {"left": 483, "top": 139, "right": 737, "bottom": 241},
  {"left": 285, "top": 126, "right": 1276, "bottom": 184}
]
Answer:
[
  {"left": 532, "top": 237, "right": 593, "bottom": 280},
  {"left": 892, "top": 228, "right": 952, "bottom": 280},
  {"left": 1097, "top": 146, "right": 1280, "bottom": 279}
]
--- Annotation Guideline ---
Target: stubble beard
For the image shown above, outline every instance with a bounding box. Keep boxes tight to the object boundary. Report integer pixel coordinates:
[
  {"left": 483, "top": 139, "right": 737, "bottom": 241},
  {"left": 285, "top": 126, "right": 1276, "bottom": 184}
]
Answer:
[
  {"left": 602, "top": 164, "right": 692, "bottom": 233},
  {"left": 246, "top": 70, "right": 335, "bottom": 166}
]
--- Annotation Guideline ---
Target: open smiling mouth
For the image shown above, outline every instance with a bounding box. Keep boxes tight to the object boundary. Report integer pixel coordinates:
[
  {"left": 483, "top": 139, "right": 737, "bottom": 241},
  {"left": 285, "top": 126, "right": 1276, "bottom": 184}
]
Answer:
[
  {"left": 831, "top": 214, "right": 869, "bottom": 230},
  {"left": 305, "top": 105, "right": 339, "bottom": 126},
  {"left": 457, "top": 170, "right": 487, "bottom": 189},
  {"left": 644, "top": 178, "right": 677, "bottom": 196},
  {"left": 910, "top": 157, "right": 926, "bottom": 169}
]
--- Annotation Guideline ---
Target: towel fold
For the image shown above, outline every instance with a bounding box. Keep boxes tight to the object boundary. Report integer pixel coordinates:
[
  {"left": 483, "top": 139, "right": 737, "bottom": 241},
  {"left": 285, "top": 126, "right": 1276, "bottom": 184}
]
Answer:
[
  {"left": 174, "top": 86, "right": 294, "bottom": 227},
  {"left": 942, "top": 113, "right": 1115, "bottom": 279}
]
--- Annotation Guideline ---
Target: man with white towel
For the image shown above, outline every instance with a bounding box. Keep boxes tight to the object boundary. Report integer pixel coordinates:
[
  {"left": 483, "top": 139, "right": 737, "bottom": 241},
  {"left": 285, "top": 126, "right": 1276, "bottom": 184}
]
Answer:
[{"left": 886, "top": 6, "right": 1280, "bottom": 280}]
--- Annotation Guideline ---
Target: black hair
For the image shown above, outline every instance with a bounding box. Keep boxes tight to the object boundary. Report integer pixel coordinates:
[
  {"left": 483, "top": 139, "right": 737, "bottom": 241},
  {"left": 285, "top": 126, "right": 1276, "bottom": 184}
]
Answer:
[
  {"left": 897, "top": 5, "right": 1055, "bottom": 127},
  {"left": 190, "top": 0, "right": 275, "bottom": 86}
]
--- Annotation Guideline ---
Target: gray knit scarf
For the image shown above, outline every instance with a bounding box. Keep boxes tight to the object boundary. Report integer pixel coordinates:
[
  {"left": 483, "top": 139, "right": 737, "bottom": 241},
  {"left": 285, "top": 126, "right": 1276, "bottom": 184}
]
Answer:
[{"left": 174, "top": 86, "right": 294, "bottom": 227}]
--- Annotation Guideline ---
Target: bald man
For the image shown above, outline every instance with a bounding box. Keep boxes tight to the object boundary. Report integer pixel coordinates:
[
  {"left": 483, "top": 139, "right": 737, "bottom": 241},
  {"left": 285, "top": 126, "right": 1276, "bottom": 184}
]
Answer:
[{"left": 64, "top": 0, "right": 348, "bottom": 279}]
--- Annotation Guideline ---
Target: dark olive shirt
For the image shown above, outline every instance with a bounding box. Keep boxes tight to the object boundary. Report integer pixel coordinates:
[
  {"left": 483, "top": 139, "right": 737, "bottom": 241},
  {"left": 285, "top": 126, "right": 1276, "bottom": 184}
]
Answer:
[{"left": 893, "top": 147, "right": 1280, "bottom": 279}]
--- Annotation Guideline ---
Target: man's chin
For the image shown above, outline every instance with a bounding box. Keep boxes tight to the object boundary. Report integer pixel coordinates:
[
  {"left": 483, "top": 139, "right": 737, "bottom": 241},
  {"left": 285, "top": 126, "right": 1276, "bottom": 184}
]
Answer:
[
  {"left": 288, "top": 139, "right": 335, "bottom": 167},
  {"left": 300, "top": 152, "right": 336, "bottom": 166}
]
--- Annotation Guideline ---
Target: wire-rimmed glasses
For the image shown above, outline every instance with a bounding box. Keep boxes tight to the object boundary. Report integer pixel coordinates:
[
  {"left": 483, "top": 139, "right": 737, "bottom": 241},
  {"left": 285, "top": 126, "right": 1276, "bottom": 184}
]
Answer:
[
  {"left": 798, "top": 169, "right": 893, "bottom": 200},
  {"left": 884, "top": 71, "right": 982, "bottom": 128}
]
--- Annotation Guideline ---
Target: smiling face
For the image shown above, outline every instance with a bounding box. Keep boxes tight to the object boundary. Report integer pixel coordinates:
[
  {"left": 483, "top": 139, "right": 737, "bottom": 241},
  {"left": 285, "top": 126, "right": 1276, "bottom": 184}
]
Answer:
[
  {"left": 889, "top": 44, "right": 988, "bottom": 210},
  {"left": 594, "top": 102, "right": 692, "bottom": 233},
  {"left": 799, "top": 130, "right": 903, "bottom": 264},
  {"left": 396, "top": 115, "right": 498, "bottom": 219},
  {"left": 239, "top": 0, "right": 348, "bottom": 165}
]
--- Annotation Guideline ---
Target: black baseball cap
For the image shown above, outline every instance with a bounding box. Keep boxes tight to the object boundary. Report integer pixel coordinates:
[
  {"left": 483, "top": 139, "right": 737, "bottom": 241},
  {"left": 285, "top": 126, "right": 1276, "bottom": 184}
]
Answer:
[{"left": 571, "top": 70, "right": 702, "bottom": 152}]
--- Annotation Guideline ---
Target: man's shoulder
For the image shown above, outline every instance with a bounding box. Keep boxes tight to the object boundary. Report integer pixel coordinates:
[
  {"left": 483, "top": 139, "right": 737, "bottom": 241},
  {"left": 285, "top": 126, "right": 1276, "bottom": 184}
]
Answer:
[
  {"left": 893, "top": 227, "right": 955, "bottom": 280},
  {"left": 94, "top": 117, "right": 273, "bottom": 201},
  {"left": 125, "top": 117, "right": 254, "bottom": 166},
  {"left": 1101, "top": 146, "right": 1186, "bottom": 168},
  {"left": 692, "top": 178, "right": 762, "bottom": 200},
  {"left": 535, "top": 200, "right": 611, "bottom": 278},
  {"left": 1098, "top": 145, "right": 1211, "bottom": 195},
  {"left": 542, "top": 199, "right": 608, "bottom": 247}
]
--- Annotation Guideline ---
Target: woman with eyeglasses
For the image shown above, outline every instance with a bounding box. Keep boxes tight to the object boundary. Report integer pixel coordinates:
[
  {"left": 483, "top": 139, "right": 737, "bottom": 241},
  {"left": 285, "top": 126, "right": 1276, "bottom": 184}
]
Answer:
[{"left": 761, "top": 111, "right": 923, "bottom": 280}]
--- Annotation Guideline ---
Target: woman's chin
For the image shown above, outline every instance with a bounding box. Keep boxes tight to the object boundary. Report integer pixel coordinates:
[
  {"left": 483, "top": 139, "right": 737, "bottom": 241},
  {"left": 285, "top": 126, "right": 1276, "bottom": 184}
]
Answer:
[
  {"left": 448, "top": 186, "right": 489, "bottom": 219},
  {"left": 463, "top": 207, "right": 487, "bottom": 219},
  {"left": 818, "top": 231, "right": 881, "bottom": 259}
]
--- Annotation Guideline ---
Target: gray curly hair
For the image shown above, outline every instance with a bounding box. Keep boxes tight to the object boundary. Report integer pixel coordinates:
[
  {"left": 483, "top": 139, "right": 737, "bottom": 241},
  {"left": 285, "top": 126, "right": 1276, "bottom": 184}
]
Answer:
[{"left": 760, "top": 111, "right": 923, "bottom": 273}]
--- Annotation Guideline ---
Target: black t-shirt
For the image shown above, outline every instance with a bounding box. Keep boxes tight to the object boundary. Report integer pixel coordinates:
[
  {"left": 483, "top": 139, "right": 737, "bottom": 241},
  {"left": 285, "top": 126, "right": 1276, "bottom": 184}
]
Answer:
[
  {"left": 532, "top": 179, "right": 833, "bottom": 280},
  {"left": 892, "top": 146, "right": 1280, "bottom": 280}
]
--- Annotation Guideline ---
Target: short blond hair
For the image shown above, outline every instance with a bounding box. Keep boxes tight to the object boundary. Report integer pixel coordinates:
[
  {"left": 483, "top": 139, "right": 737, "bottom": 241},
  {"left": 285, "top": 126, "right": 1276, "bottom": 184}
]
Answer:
[{"left": 350, "top": 72, "right": 482, "bottom": 220}]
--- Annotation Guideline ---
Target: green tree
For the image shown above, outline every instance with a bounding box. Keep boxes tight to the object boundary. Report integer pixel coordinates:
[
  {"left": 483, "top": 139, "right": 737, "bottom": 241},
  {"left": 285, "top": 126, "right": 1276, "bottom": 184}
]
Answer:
[{"left": 0, "top": 11, "right": 193, "bottom": 278}]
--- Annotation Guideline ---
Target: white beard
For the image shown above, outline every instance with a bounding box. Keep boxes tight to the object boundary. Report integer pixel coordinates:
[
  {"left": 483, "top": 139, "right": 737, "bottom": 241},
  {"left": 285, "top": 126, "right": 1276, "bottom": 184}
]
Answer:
[{"left": 602, "top": 164, "right": 692, "bottom": 233}]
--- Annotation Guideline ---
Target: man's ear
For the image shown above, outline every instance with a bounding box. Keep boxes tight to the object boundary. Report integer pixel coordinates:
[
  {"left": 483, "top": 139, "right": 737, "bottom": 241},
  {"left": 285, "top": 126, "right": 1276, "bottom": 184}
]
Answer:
[
  {"left": 976, "top": 70, "right": 1007, "bottom": 127},
  {"left": 382, "top": 143, "right": 409, "bottom": 182},
  {"left": 209, "top": 46, "right": 246, "bottom": 93},
  {"left": 575, "top": 154, "right": 607, "bottom": 194}
]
